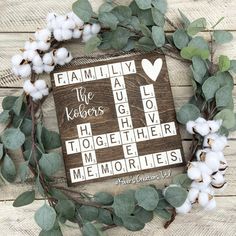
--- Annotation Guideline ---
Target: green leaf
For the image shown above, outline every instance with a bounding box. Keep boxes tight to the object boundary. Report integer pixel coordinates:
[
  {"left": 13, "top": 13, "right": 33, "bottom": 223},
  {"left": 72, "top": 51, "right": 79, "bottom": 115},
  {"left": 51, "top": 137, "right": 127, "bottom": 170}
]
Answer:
[
  {"left": 219, "top": 55, "right": 230, "bottom": 72},
  {"left": 202, "top": 76, "right": 220, "bottom": 100},
  {"left": 187, "top": 18, "right": 207, "bottom": 36},
  {"left": 98, "top": 31, "right": 113, "bottom": 50},
  {"left": 164, "top": 186, "right": 188, "bottom": 208},
  {"left": 55, "top": 200, "right": 75, "bottom": 220},
  {"left": 98, "top": 12, "right": 118, "bottom": 30},
  {"left": 151, "top": 7, "right": 165, "bottom": 27},
  {"left": 13, "top": 190, "right": 35, "bottom": 207},
  {"left": 214, "top": 109, "right": 235, "bottom": 129},
  {"left": 152, "top": 26, "right": 165, "bottom": 47},
  {"left": 39, "top": 152, "right": 62, "bottom": 176},
  {"left": 2, "top": 128, "right": 25, "bottom": 150},
  {"left": 152, "top": 0, "right": 167, "bottom": 14},
  {"left": 82, "top": 222, "right": 100, "bottom": 236},
  {"left": 112, "top": 192, "right": 136, "bottom": 217},
  {"left": 85, "top": 36, "right": 101, "bottom": 54},
  {"left": 155, "top": 209, "right": 171, "bottom": 220},
  {"left": 72, "top": 0, "right": 93, "bottom": 22},
  {"left": 173, "top": 29, "right": 189, "bottom": 49},
  {"left": 180, "top": 46, "right": 210, "bottom": 60},
  {"left": 78, "top": 205, "right": 99, "bottom": 221},
  {"left": 216, "top": 72, "right": 234, "bottom": 89},
  {"left": 18, "top": 162, "right": 29, "bottom": 182},
  {"left": 137, "top": 9, "right": 154, "bottom": 26},
  {"left": 0, "top": 143, "right": 3, "bottom": 160},
  {"left": 97, "top": 208, "right": 113, "bottom": 225},
  {"left": 188, "top": 36, "right": 209, "bottom": 50},
  {"left": 129, "top": 16, "right": 141, "bottom": 31},
  {"left": 111, "top": 6, "right": 132, "bottom": 24},
  {"left": 12, "top": 94, "right": 24, "bottom": 116},
  {"left": 177, "top": 103, "right": 201, "bottom": 124},
  {"left": 1, "top": 154, "right": 16, "bottom": 182},
  {"left": 35, "top": 176, "right": 45, "bottom": 196},
  {"left": 0, "top": 110, "right": 10, "bottom": 124},
  {"left": 133, "top": 206, "right": 153, "bottom": 223},
  {"left": 98, "top": 2, "right": 113, "bottom": 13},
  {"left": 35, "top": 203, "right": 57, "bottom": 231},
  {"left": 16, "top": 118, "right": 32, "bottom": 136},
  {"left": 111, "top": 27, "right": 131, "bottom": 49},
  {"left": 215, "top": 85, "right": 233, "bottom": 108},
  {"left": 155, "top": 198, "right": 171, "bottom": 209},
  {"left": 135, "top": 0, "right": 152, "bottom": 10},
  {"left": 172, "top": 174, "right": 192, "bottom": 189},
  {"left": 213, "top": 30, "right": 233, "bottom": 44},
  {"left": 122, "top": 216, "right": 145, "bottom": 231},
  {"left": 94, "top": 192, "right": 114, "bottom": 205},
  {"left": 191, "top": 56, "right": 207, "bottom": 81},
  {"left": 2, "top": 96, "right": 18, "bottom": 110},
  {"left": 178, "top": 9, "right": 190, "bottom": 28},
  {"left": 135, "top": 186, "right": 159, "bottom": 211},
  {"left": 113, "top": 214, "right": 123, "bottom": 226},
  {"left": 136, "top": 37, "right": 156, "bottom": 51},
  {"left": 39, "top": 228, "right": 63, "bottom": 236},
  {"left": 49, "top": 188, "right": 68, "bottom": 200},
  {"left": 139, "top": 24, "right": 151, "bottom": 37},
  {"left": 230, "top": 60, "right": 236, "bottom": 73}
]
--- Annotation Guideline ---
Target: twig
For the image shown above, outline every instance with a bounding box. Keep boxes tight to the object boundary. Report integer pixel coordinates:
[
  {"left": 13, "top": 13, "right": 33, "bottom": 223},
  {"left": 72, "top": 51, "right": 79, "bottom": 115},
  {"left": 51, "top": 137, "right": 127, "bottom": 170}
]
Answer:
[{"left": 164, "top": 209, "right": 176, "bottom": 229}]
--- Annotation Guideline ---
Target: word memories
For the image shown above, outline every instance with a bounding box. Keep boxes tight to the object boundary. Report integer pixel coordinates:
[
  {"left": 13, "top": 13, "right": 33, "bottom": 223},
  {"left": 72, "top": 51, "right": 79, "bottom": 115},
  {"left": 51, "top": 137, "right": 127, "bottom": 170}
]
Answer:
[{"left": 51, "top": 52, "right": 185, "bottom": 186}]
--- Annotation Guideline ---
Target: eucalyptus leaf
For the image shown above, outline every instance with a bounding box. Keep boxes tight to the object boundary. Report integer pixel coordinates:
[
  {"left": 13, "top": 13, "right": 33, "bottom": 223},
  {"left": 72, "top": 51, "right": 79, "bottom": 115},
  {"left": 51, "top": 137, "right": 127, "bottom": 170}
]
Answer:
[
  {"left": 35, "top": 176, "right": 45, "bottom": 196},
  {"left": 172, "top": 174, "right": 192, "bottom": 189},
  {"left": 154, "top": 209, "right": 171, "bottom": 220},
  {"left": 82, "top": 222, "right": 100, "bottom": 236},
  {"left": 213, "top": 30, "right": 233, "bottom": 44},
  {"left": 215, "top": 85, "right": 233, "bottom": 108},
  {"left": 152, "top": 0, "right": 167, "bottom": 14},
  {"left": 85, "top": 36, "right": 101, "bottom": 54},
  {"left": 2, "top": 128, "right": 25, "bottom": 150},
  {"left": 39, "top": 228, "right": 63, "bottom": 236},
  {"left": 230, "top": 60, "right": 236, "bottom": 73},
  {"left": 1, "top": 154, "right": 16, "bottom": 182},
  {"left": 97, "top": 208, "right": 113, "bottom": 225},
  {"left": 155, "top": 198, "right": 171, "bottom": 209},
  {"left": 55, "top": 200, "right": 75, "bottom": 220},
  {"left": 2, "top": 96, "right": 18, "bottom": 110},
  {"left": 202, "top": 76, "right": 220, "bottom": 100},
  {"left": 135, "top": 0, "right": 152, "bottom": 10},
  {"left": 151, "top": 7, "right": 165, "bottom": 27},
  {"left": 178, "top": 9, "right": 190, "bottom": 28},
  {"left": 214, "top": 109, "right": 235, "bottom": 129},
  {"left": 72, "top": 0, "right": 93, "bottom": 22},
  {"left": 111, "top": 27, "right": 131, "bottom": 49},
  {"left": 18, "top": 161, "right": 29, "bottom": 182},
  {"left": 34, "top": 204, "right": 57, "bottom": 231},
  {"left": 135, "top": 186, "right": 159, "bottom": 211},
  {"left": 152, "top": 26, "right": 165, "bottom": 47},
  {"left": 13, "top": 190, "right": 35, "bottom": 207},
  {"left": 173, "top": 29, "right": 189, "bottom": 49},
  {"left": 98, "top": 2, "right": 113, "bottom": 13},
  {"left": 177, "top": 103, "right": 201, "bottom": 124},
  {"left": 122, "top": 39, "right": 136, "bottom": 51},
  {"left": 12, "top": 94, "right": 24, "bottom": 116},
  {"left": 39, "top": 153, "right": 62, "bottom": 176},
  {"left": 122, "top": 216, "right": 145, "bottom": 231},
  {"left": 78, "top": 205, "right": 99, "bottom": 221},
  {"left": 137, "top": 9, "right": 154, "bottom": 26},
  {"left": 136, "top": 37, "right": 156, "bottom": 51},
  {"left": 139, "top": 24, "right": 151, "bottom": 37},
  {"left": 219, "top": 55, "right": 230, "bottom": 72},
  {"left": 188, "top": 36, "right": 209, "bottom": 50},
  {"left": 0, "top": 110, "right": 10, "bottom": 124},
  {"left": 191, "top": 56, "right": 207, "bottom": 81},
  {"left": 187, "top": 18, "right": 206, "bottom": 36},
  {"left": 98, "top": 12, "right": 118, "bottom": 30},
  {"left": 133, "top": 206, "right": 153, "bottom": 223},
  {"left": 180, "top": 46, "right": 209, "bottom": 60},
  {"left": 164, "top": 186, "right": 188, "bottom": 207},
  {"left": 216, "top": 72, "right": 234, "bottom": 89},
  {"left": 111, "top": 6, "right": 132, "bottom": 24},
  {"left": 94, "top": 192, "right": 114, "bottom": 205}
]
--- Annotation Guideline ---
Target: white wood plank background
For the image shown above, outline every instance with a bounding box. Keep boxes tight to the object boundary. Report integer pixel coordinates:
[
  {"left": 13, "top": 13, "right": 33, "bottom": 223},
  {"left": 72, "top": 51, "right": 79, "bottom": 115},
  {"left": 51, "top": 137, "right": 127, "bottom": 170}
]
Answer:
[{"left": 0, "top": 0, "right": 236, "bottom": 235}]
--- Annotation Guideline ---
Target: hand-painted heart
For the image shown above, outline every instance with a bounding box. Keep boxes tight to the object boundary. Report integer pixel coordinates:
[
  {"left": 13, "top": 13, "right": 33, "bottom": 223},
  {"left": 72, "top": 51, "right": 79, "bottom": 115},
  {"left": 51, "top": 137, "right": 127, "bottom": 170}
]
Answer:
[{"left": 141, "top": 58, "right": 163, "bottom": 82}]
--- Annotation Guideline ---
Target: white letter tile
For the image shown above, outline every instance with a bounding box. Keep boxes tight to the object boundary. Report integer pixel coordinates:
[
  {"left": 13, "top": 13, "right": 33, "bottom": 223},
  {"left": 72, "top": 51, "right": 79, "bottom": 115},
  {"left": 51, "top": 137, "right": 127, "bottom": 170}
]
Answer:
[
  {"left": 113, "top": 89, "right": 128, "bottom": 104},
  {"left": 98, "top": 161, "right": 113, "bottom": 177},
  {"left": 70, "top": 167, "right": 85, "bottom": 183},
  {"left": 65, "top": 139, "right": 80, "bottom": 154},
  {"left": 139, "top": 154, "right": 155, "bottom": 170},
  {"left": 134, "top": 127, "right": 149, "bottom": 142},
  {"left": 93, "top": 134, "right": 108, "bottom": 149},
  {"left": 121, "top": 60, "right": 136, "bottom": 75},
  {"left": 120, "top": 129, "right": 136, "bottom": 144},
  {"left": 82, "top": 150, "right": 97, "bottom": 166},
  {"left": 84, "top": 164, "right": 99, "bottom": 180},
  {"left": 94, "top": 65, "right": 110, "bottom": 80},
  {"left": 126, "top": 157, "right": 141, "bottom": 172},
  {"left": 108, "top": 63, "right": 123, "bottom": 77},
  {"left": 77, "top": 123, "right": 92, "bottom": 138},
  {"left": 123, "top": 143, "right": 138, "bottom": 158},
  {"left": 167, "top": 149, "right": 183, "bottom": 165},
  {"left": 110, "top": 76, "right": 125, "bottom": 90},
  {"left": 161, "top": 122, "right": 177, "bottom": 137},
  {"left": 54, "top": 72, "right": 69, "bottom": 87},
  {"left": 153, "top": 152, "right": 169, "bottom": 167},
  {"left": 145, "top": 111, "right": 160, "bottom": 126},
  {"left": 68, "top": 70, "right": 82, "bottom": 84},
  {"left": 140, "top": 85, "right": 155, "bottom": 99},
  {"left": 81, "top": 67, "right": 96, "bottom": 82},
  {"left": 118, "top": 116, "right": 133, "bottom": 130},
  {"left": 106, "top": 132, "right": 122, "bottom": 147},
  {"left": 79, "top": 137, "right": 94, "bottom": 152},
  {"left": 142, "top": 98, "right": 158, "bottom": 112},
  {"left": 115, "top": 103, "right": 130, "bottom": 117},
  {"left": 147, "top": 125, "right": 163, "bottom": 139},
  {"left": 112, "top": 159, "right": 127, "bottom": 175}
]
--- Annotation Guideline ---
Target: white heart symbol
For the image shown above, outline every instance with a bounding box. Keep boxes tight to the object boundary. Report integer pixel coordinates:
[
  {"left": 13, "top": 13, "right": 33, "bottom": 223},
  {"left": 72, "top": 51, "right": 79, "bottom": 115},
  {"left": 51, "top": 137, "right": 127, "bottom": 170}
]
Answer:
[{"left": 141, "top": 58, "right": 163, "bottom": 82}]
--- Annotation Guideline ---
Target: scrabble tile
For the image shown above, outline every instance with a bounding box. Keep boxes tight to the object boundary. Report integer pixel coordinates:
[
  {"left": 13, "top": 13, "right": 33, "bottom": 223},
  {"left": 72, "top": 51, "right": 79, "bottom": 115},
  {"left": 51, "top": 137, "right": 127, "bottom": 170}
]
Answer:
[
  {"left": 145, "top": 111, "right": 160, "bottom": 126},
  {"left": 140, "top": 84, "right": 155, "bottom": 99},
  {"left": 120, "top": 129, "right": 136, "bottom": 144},
  {"left": 93, "top": 134, "right": 108, "bottom": 149},
  {"left": 94, "top": 65, "right": 110, "bottom": 80},
  {"left": 106, "top": 132, "right": 122, "bottom": 147},
  {"left": 123, "top": 143, "right": 138, "bottom": 158},
  {"left": 139, "top": 154, "right": 155, "bottom": 170},
  {"left": 167, "top": 149, "right": 183, "bottom": 165},
  {"left": 82, "top": 150, "right": 97, "bottom": 165},
  {"left": 77, "top": 123, "right": 92, "bottom": 138},
  {"left": 108, "top": 62, "right": 123, "bottom": 77},
  {"left": 147, "top": 125, "right": 163, "bottom": 139},
  {"left": 70, "top": 167, "right": 85, "bottom": 183},
  {"left": 118, "top": 116, "right": 133, "bottom": 130},
  {"left": 54, "top": 72, "right": 69, "bottom": 87},
  {"left": 126, "top": 157, "right": 141, "bottom": 172},
  {"left": 110, "top": 76, "right": 125, "bottom": 90},
  {"left": 84, "top": 164, "right": 100, "bottom": 180},
  {"left": 121, "top": 60, "right": 136, "bottom": 75},
  {"left": 153, "top": 152, "right": 169, "bottom": 167},
  {"left": 79, "top": 137, "right": 94, "bottom": 152},
  {"left": 134, "top": 127, "right": 149, "bottom": 142},
  {"left": 112, "top": 159, "right": 127, "bottom": 175},
  {"left": 65, "top": 138, "right": 80, "bottom": 154},
  {"left": 68, "top": 69, "right": 82, "bottom": 84},
  {"left": 161, "top": 122, "right": 177, "bottom": 137},
  {"left": 115, "top": 103, "right": 130, "bottom": 117},
  {"left": 98, "top": 161, "right": 113, "bottom": 177},
  {"left": 113, "top": 89, "right": 128, "bottom": 104},
  {"left": 142, "top": 98, "right": 158, "bottom": 112},
  {"left": 81, "top": 67, "right": 96, "bottom": 82}
]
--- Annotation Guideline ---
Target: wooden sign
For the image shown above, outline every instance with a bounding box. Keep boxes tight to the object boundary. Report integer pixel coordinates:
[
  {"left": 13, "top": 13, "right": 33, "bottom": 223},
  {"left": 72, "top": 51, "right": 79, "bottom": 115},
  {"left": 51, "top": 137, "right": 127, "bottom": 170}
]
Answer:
[{"left": 51, "top": 52, "right": 185, "bottom": 186}]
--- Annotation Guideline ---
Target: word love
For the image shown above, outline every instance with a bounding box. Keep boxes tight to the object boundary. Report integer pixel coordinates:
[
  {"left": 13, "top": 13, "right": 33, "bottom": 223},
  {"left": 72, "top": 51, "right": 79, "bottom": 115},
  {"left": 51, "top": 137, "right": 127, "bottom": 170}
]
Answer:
[{"left": 65, "top": 86, "right": 104, "bottom": 121}]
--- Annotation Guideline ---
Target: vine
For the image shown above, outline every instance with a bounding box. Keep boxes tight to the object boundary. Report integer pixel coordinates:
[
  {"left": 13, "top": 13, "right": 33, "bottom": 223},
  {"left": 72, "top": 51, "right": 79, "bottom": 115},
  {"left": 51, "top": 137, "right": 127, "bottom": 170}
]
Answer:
[{"left": 0, "top": 0, "right": 235, "bottom": 235}]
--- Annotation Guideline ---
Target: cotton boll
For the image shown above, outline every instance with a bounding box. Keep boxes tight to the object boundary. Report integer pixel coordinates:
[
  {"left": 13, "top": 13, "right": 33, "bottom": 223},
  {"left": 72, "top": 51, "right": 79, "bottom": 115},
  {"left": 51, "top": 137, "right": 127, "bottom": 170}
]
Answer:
[
  {"left": 67, "top": 12, "right": 84, "bottom": 27},
  {"left": 62, "top": 29, "right": 73, "bottom": 40},
  {"left": 43, "top": 53, "right": 54, "bottom": 65},
  {"left": 41, "top": 88, "right": 49, "bottom": 96},
  {"left": 35, "top": 29, "right": 51, "bottom": 42},
  {"left": 44, "top": 64, "right": 55, "bottom": 73},
  {"left": 198, "top": 192, "right": 210, "bottom": 207},
  {"left": 219, "top": 158, "right": 228, "bottom": 174},
  {"left": 29, "top": 41, "right": 39, "bottom": 51},
  {"left": 12, "top": 66, "right": 20, "bottom": 76},
  {"left": 37, "top": 41, "right": 51, "bottom": 51},
  {"left": 207, "top": 120, "right": 222, "bottom": 133},
  {"left": 201, "top": 172, "right": 212, "bottom": 185},
  {"left": 204, "top": 152, "right": 220, "bottom": 172},
  {"left": 203, "top": 133, "right": 219, "bottom": 148},
  {"left": 24, "top": 41, "right": 31, "bottom": 50},
  {"left": 32, "top": 54, "right": 43, "bottom": 66},
  {"left": 46, "top": 12, "right": 58, "bottom": 23},
  {"left": 34, "top": 79, "right": 47, "bottom": 90},
  {"left": 204, "top": 198, "right": 216, "bottom": 211},
  {"left": 211, "top": 136, "right": 227, "bottom": 152},
  {"left": 186, "top": 121, "right": 196, "bottom": 134},
  {"left": 18, "top": 64, "right": 32, "bottom": 77},
  {"left": 191, "top": 181, "right": 210, "bottom": 192},
  {"left": 197, "top": 162, "right": 213, "bottom": 175},
  {"left": 195, "top": 117, "right": 207, "bottom": 123},
  {"left": 56, "top": 60, "right": 66, "bottom": 66},
  {"left": 187, "top": 165, "right": 201, "bottom": 180},
  {"left": 33, "top": 65, "right": 44, "bottom": 74},
  {"left": 188, "top": 188, "right": 199, "bottom": 203},
  {"left": 91, "top": 23, "right": 101, "bottom": 34},
  {"left": 193, "top": 122, "right": 210, "bottom": 136},
  {"left": 56, "top": 15, "right": 67, "bottom": 27},
  {"left": 11, "top": 54, "right": 24, "bottom": 66},
  {"left": 53, "top": 29, "right": 63, "bottom": 41},
  {"left": 23, "top": 80, "right": 36, "bottom": 94},
  {"left": 211, "top": 172, "right": 225, "bottom": 186},
  {"left": 55, "top": 48, "right": 68, "bottom": 61},
  {"left": 196, "top": 149, "right": 207, "bottom": 161},
  {"left": 83, "top": 24, "right": 92, "bottom": 35},
  {"left": 65, "top": 52, "right": 73, "bottom": 63},
  {"left": 31, "top": 91, "right": 43, "bottom": 101},
  {"left": 62, "top": 18, "right": 76, "bottom": 29},
  {"left": 176, "top": 199, "right": 192, "bottom": 214},
  {"left": 23, "top": 50, "right": 38, "bottom": 61},
  {"left": 73, "top": 29, "right": 82, "bottom": 39},
  {"left": 82, "top": 33, "right": 93, "bottom": 42}
]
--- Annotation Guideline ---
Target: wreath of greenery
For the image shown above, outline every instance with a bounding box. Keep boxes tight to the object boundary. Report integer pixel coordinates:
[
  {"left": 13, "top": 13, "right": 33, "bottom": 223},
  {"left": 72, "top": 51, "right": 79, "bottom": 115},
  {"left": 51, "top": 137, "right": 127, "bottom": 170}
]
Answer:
[{"left": 0, "top": 0, "right": 236, "bottom": 235}]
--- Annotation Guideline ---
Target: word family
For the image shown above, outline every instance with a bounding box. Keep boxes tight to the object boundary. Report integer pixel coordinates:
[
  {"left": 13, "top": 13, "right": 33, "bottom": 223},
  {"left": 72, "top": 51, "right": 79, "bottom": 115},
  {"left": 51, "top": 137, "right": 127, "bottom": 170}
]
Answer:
[{"left": 51, "top": 52, "right": 184, "bottom": 186}]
